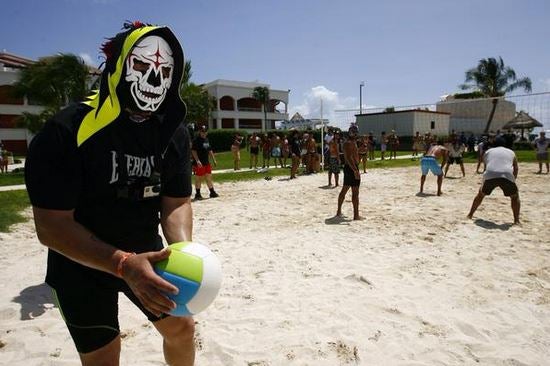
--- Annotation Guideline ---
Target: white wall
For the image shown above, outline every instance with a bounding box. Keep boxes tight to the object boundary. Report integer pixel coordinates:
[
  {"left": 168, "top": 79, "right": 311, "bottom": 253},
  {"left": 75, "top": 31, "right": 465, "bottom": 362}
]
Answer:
[
  {"left": 357, "top": 111, "right": 450, "bottom": 137},
  {"left": 413, "top": 113, "right": 450, "bottom": 136},
  {"left": 436, "top": 98, "right": 515, "bottom": 134},
  {"left": 0, "top": 128, "right": 33, "bottom": 144}
]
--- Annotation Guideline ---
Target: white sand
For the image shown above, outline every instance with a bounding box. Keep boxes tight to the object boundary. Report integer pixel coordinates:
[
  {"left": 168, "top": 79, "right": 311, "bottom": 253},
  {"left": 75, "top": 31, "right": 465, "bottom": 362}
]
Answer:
[{"left": 1, "top": 163, "right": 549, "bottom": 365}]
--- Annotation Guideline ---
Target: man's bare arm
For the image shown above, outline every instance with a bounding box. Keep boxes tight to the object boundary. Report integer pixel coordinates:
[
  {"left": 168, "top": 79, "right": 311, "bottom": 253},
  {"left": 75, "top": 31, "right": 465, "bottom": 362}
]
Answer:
[
  {"left": 209, "top": 150, "right": 217, "bottom": 166},
  {"left": 191, "top": 149, "right": 201, "bottom": 166},
  {"left": 513, "top": 157, "right": 519, "bottom": 178},
  {"left": 32, "top": 207, "right": 178, "bottom": 316},
  {"left": 33, "top": 207, "right": 126, "bottom": 276},
  {"left": 161, "top": 195, "right": 193, "bottom": 244}
]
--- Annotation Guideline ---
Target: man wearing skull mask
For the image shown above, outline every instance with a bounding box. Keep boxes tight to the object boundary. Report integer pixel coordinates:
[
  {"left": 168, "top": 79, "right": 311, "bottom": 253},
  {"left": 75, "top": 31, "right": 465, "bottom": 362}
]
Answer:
[{"left": 25, "top": 22, "right": 196, "bottom": 365}]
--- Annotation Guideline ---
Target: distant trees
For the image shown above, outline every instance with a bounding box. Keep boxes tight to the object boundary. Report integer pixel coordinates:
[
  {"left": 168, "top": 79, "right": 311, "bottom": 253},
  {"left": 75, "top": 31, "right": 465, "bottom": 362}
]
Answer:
[
  {"left": 460, "top": 57, "right": 532, "bottom": 133},
  {"left": 179, "top": 60, "right": 216, "bottom": 127},
  {"left": 13, "top": 53, "right": 91, "bottom": 133},
  {"left": 180, "top": 82, "right": 216, "bottom": 127},
  {"left": 252, "top": 86, "right": 270, "bottom": 131}
]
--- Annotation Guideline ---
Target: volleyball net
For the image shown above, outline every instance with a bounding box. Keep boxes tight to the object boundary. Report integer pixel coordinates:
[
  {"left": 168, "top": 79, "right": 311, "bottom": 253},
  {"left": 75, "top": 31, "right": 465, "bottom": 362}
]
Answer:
[{"left": 334, "top": 92, "right": 550, "bottom": 136}]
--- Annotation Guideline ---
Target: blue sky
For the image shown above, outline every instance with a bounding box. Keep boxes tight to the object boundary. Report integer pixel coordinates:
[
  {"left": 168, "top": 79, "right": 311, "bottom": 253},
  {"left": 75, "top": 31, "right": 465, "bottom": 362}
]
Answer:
[{"left": 1, "top": 0, "right": 549, "bottom": 126}]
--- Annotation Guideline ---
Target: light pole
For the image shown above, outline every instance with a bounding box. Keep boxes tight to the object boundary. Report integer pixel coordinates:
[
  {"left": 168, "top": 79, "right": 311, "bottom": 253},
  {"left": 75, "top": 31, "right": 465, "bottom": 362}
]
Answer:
[
  {"left": 359, "top": 81, "right": 365, "bottom": 115},
  {"left": 320, "top": 98, "right": 324, "bottom": 170}
]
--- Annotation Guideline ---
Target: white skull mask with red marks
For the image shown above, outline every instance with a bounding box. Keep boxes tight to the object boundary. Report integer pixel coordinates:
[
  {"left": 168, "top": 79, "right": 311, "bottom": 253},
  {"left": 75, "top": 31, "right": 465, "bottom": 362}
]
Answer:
[{"left": 125, "top": 35, "right": 174, "bottom": 112}]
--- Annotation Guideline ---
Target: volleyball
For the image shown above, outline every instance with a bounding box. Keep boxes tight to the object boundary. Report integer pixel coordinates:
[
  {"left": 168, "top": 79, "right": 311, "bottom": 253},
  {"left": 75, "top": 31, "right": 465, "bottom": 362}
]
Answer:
[{"left": 154, "top": 242, "right": 222, "bottom": 316}]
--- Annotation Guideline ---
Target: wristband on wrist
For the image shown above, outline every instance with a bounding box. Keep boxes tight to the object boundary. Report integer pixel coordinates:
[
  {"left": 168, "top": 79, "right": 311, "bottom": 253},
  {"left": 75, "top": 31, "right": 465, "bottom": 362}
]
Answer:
[{"left": 116, "top": 252, "right": 136, "bottom": 278}]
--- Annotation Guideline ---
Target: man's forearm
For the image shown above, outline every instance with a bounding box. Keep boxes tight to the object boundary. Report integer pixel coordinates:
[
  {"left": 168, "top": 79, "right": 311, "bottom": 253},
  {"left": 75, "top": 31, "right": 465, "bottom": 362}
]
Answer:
[
  {"left": 191, "top": 150, "right": 200, "bottom": 163},
  {"left": 33, "top": 207, "right": 125, "bottom": 276},
  {"left": 161, "top": 197, "right": 193, "bottom": 244}
]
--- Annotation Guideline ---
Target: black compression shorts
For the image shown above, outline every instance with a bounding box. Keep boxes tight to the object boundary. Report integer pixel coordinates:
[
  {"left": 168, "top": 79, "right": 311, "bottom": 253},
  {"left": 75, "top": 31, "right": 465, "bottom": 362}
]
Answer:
[
  {"left": 52, "top": 277, "right": 167, "bottom": 354},
  {"left": 481, "top": 178, "right": 518, "bottom": 197}
]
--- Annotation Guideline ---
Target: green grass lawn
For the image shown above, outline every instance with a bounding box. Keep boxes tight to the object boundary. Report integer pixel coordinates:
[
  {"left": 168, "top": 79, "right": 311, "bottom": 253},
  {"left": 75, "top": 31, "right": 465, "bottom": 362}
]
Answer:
[
  {"left": 212, "top": 149, "right": 412, "bottom": 171},
  {"left": 0, "top": 171, "right": 25, "bottom": 186},
  {"left": 0, "top": 149, "right": 540, "bottom": 233},
  {"left": 0, "top": 190, "right": 30, "bottom": 232}
]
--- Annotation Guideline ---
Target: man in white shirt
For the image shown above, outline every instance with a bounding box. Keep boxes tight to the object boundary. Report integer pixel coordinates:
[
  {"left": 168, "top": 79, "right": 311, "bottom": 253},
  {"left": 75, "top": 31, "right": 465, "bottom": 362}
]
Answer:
[
  {"left": 533, "top": 130, "right": 549, "bottom": 174},
  {"left": 467, "top": 138, "right": 520, "bottom": 224}
]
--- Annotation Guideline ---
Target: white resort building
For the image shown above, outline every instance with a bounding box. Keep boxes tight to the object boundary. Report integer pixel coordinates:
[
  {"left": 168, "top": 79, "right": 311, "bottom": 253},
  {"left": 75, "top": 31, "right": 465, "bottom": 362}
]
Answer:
[
  {"left": 354, "top": 95, "right": 518, "bottom": 138},
  {"left": 0, "top": 52, "right": 43, "bottom": 154},
  {"left": 204, "top": 79, "right": 289, "bottom": 131},
  {"left": 0, "top": 52, "right": 292, "bottom": 153}
]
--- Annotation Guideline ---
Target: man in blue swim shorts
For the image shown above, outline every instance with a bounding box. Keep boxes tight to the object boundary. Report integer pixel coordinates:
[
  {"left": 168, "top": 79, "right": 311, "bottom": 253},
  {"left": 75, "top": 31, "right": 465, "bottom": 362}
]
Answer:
[{"left": 420, "top": 142, "right": 448, "bottom": 196}]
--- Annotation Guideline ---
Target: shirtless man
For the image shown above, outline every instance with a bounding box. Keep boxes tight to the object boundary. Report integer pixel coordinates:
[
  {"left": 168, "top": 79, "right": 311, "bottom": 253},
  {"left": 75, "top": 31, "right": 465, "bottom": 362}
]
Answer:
[
  {"left": 533, "top": 130, "right": 549, "bottom": 174},
  {"left": 336, "top": 125, "right": 363, "bottom": 220},
  {"left": 419, "top": 142, "right": 448, "bottom": 196},
  {"left": 387, "top": 130, "right": 399, "bottom": 160},
  {"left": 248, "top": 132, "right": 260, "bottom": 169},
  {"left": 306, "top": 133, "right": 317, "bottom": 174},
  {"left": 327, "top": 132, "right": 341, "bottom": 187},
  {"left": 380, "top": 131, "right": 388, "bottom": 160},
  {"left": 357, "top": 135, "right": 368, "bottom": 173},
  {"left": 412, "top": 131, "right": 423, "bottom": 159},
  {"left": 271, "top": 134, "right": 283, "bottom": 168}
]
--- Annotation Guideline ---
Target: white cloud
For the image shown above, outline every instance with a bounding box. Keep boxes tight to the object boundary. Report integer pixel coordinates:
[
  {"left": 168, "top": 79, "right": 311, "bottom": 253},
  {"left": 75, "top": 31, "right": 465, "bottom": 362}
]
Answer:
[
  {"left": 290, "top": 85, "right": 369, "bottom": 128},
  {"left": 290, "top": 86, "right": 379, "bottom": 128},
  {"left": 540, "top": 78, "right": 550, "bottom": 91},
  {"left": 79, "top": 53, "right": 97, "bottom": 67}
]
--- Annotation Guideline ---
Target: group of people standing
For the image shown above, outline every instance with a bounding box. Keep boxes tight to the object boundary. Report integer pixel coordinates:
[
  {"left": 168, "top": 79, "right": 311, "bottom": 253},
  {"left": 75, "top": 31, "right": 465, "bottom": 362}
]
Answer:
[
  {"left": 240, "top": 131, "right": 321, "bottom": 175},
  {"left": 418, "top": 132, "right": 525, "bottom": 225},
  {"left": 327, "top": 126, "right": 549, "bottom": 225}
]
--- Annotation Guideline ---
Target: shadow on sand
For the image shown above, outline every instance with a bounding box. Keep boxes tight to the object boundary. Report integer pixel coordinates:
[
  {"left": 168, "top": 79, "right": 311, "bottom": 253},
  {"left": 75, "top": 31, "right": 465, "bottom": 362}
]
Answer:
[
  {"left": 324, "top": 215, "right": 352, "bottom": 225},
  {"left": 12, "top": 282, "right": 56, "bottom": 320},
  {"left": 318, "top": 185, "right": 337, "bottom": 190},
  {"left": 415, "top": 192, "right": 437, "bottom": 197},
  {"left": 473, "top": 218, "right": 512, "bottom": 231}
]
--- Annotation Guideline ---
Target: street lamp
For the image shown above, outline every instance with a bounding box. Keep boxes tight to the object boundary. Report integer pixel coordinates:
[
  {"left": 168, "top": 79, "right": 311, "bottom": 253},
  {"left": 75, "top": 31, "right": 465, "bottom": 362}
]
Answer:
[{"left": 359, "top": 81, "right": 365, "bottom": 115}]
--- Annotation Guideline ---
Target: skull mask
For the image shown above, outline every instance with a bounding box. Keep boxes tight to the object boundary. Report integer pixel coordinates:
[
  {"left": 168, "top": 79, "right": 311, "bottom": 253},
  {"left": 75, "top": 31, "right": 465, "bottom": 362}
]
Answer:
[{"left": 125, "top": 35, "right": 174, "bottom": 112}]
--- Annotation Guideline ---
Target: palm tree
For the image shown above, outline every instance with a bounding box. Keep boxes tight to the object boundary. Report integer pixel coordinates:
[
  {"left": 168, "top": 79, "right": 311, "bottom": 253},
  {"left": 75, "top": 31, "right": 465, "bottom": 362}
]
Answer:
[
  {"left": 179, "top": 59, "right": 216, "bottom": 128},
  {"left": 13, "top": 53, "right": 91, "bottom": 132},
  {"left": 252, "top": 86, "right": 270, "bottom": 131},
  {"left": 180, "top": 82, "right": 216, "bottom": 126},
  {"left": 182, "top": 60, "right": 192, "bottom": 86},
  {"left": 14, "top": 53, "right": 90, "bottom": 110},
  {"left": 460, "top": 57, "right": 532, "bottom": 133}
]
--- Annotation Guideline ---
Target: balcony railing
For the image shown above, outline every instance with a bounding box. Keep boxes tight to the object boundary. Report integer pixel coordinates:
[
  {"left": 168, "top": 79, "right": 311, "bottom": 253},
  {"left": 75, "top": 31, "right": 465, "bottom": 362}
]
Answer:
[
  {"left": 235, "top": 107, "right": 286, "bottom": 114},
  {"left": 237, "top": 107, "right": 262, "bottom": 112}
]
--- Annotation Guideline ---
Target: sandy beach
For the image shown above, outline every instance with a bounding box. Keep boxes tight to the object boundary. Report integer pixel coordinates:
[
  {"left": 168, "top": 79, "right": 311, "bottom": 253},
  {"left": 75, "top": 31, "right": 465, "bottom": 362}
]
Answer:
[{"left": 1, "top": 162, "right": 549, "bottom": 365}]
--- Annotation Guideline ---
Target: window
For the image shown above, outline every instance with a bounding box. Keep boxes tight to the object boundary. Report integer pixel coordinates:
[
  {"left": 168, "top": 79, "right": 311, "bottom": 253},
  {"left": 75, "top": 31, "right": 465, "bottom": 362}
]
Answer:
[
  {"left": 219, "top": 96, "right": 235, "bottom": 111},
  {"left": 221, "top": 118, "right": 234, "bottom": 128},
  {"left": 0, "top": 85, "right": 24, "bottom": 105},
  {"left": 430, "top": 121, "right": 435, "bottom": 129}
]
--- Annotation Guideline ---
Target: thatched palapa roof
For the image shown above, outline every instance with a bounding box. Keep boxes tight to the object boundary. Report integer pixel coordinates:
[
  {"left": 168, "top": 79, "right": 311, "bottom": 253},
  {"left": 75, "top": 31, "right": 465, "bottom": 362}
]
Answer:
[{"left": 502, "top": 111, "right": 543, "bottom": 130}]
